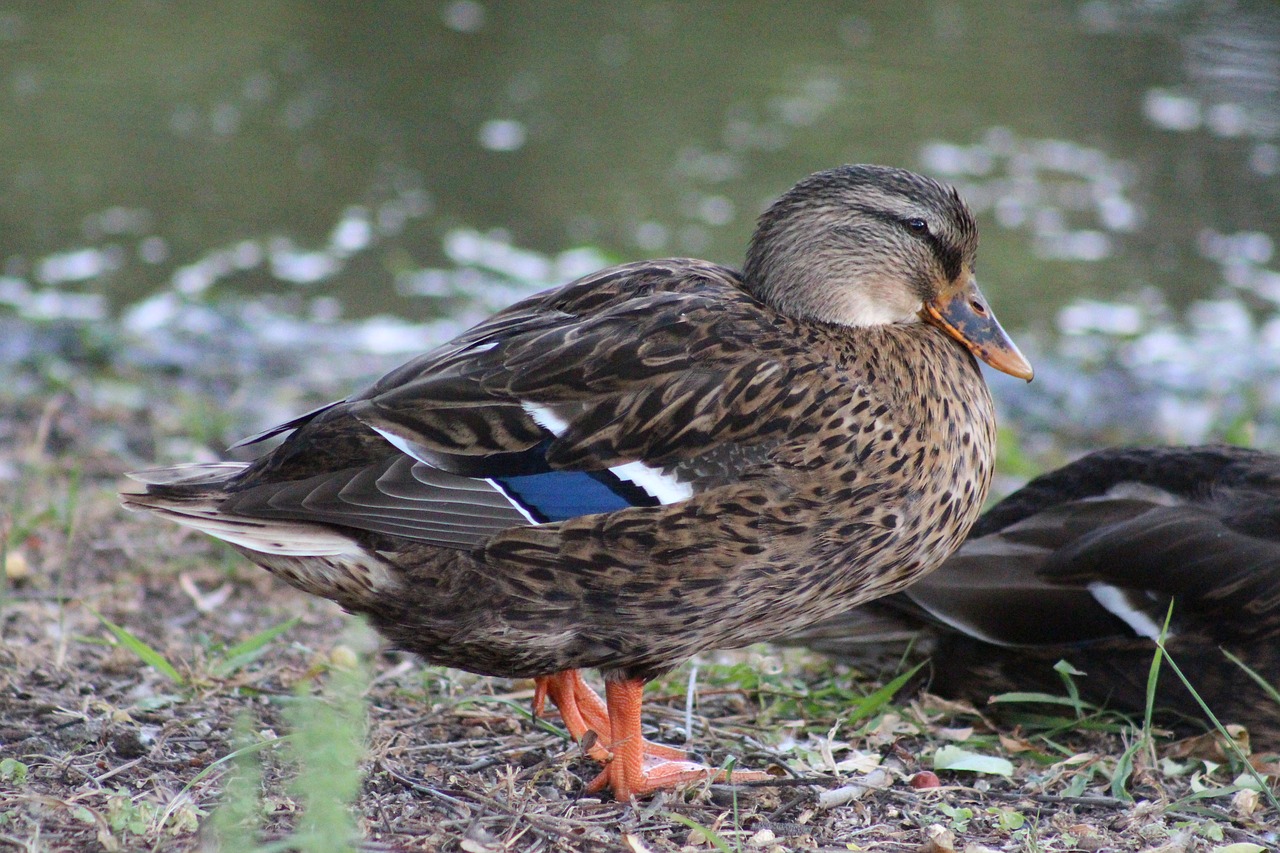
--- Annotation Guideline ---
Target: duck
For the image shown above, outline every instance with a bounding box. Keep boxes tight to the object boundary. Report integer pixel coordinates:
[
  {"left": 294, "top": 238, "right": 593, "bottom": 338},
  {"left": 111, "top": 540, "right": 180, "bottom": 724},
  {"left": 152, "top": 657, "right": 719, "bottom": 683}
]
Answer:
[
  {"left": 119, "top": 164, "right": 1032, "bottom": 800},
  {"left": 789, "top": 444, "right": 1280, "bottom": 750}
]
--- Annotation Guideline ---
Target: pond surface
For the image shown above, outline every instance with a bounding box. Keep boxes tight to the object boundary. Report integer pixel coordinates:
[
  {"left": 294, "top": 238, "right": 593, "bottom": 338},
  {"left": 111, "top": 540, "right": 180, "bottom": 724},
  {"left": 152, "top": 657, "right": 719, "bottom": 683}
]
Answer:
[{"left": 2, "top": 1, "right": 1279, "bottom": 454}]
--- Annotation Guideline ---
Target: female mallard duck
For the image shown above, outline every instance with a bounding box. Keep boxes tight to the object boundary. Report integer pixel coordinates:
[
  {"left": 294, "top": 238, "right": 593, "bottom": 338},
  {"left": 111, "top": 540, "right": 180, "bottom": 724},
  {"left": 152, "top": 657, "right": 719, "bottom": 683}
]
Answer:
[
  {"left": 120, "top": 165, "right": 1032, "bottom": 800},
  {"left": 791, "top": 445, "right": 1280, "bottom": 749}
]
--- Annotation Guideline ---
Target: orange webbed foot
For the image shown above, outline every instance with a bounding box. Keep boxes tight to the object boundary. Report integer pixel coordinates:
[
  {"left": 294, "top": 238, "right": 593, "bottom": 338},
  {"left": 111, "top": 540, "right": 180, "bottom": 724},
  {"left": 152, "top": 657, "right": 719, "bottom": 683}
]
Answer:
[
  {"left": 534, "top": 670, "right": 611, "bottom": 762},
  {"left": 582, "top": 678, "right": 770, "bottom": 801},
  {"left": 533, "top": 670, "right": 688, "bottom": 764}
]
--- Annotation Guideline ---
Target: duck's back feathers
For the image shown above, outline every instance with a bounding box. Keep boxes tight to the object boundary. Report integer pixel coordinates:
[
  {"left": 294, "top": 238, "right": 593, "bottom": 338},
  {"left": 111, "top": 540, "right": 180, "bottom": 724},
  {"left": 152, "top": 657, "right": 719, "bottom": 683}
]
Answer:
[
  {"left": 342, "top": 260, "right": 809, "bottom": 472},
  {"left": 233, "top": 260, "right": 800, "bottom": 488},
  {"left": 187, "top": 260, "right": 818, "bottom": 558}
]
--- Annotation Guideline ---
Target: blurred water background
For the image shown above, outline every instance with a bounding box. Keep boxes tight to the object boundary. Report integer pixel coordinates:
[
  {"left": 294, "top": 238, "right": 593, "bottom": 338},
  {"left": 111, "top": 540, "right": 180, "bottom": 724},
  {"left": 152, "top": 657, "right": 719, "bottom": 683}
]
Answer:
[{"left": 3, "top": 1, "right": 1280, "bottom": 474}]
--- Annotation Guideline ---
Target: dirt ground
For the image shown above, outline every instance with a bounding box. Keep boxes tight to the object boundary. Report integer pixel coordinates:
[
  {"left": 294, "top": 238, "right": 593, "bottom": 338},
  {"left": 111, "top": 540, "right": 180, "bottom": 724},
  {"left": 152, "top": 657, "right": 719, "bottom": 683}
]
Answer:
[{"left": 2, "top": 391, "right": 1278, "bottom": 852}]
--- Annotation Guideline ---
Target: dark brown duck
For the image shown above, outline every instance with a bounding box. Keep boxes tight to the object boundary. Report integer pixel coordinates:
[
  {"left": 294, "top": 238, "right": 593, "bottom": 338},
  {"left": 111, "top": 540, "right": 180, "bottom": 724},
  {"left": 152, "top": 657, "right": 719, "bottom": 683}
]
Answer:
[
  {"left": 791, "top": 444, "right": 1280, "bottom": 750},
  {"left": 121, "top": 165, "right": 1031, "bottom": 800}
]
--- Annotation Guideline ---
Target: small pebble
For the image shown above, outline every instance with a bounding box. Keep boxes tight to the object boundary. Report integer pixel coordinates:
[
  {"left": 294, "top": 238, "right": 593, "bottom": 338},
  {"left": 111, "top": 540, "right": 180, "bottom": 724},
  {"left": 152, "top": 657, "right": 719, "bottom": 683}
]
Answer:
[
  {"left": 5, "top": 551, "right": 30, "bottom": 581},
  {"left": 328, "top": 644, "right": 359, "bottom": 669},
  {"left": 909, "top": 770, "right": 942, "bottom": 789}
]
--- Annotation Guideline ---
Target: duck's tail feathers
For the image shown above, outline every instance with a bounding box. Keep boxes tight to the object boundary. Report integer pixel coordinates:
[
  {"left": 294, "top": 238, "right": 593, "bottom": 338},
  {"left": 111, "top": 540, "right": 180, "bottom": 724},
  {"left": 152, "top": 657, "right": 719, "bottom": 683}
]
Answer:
[
  {"left": 119, "top": 463, "right": 365, "bottom": 558},
  {"left": 123, "top": 462, "right": 248, "bottom": 490}
]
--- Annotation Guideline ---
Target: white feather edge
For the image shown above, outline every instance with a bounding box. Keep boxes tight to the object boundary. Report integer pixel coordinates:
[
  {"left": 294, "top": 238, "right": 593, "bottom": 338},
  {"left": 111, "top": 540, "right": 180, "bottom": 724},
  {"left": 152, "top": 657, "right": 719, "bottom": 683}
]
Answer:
[
  {"left": 125, "top": 499, "right": 367, "bottom": 558},
  {"left": 373, "top": 404, "right": 694, "bottom": 524},
  {"left": 1087, "top": 582, "right": 1169, "bottom": 641},
  {"left": 521, "top": 402, "right": 693, "bottom": 503},
  {"left": 521, "top": 402, "right": 571, "bottom": 435},
  {"left": 369, "top": 426, "right": 542, "bottom": 525},
  {"left": 609, "top": 459, "right": 693, "bottom": 504}
]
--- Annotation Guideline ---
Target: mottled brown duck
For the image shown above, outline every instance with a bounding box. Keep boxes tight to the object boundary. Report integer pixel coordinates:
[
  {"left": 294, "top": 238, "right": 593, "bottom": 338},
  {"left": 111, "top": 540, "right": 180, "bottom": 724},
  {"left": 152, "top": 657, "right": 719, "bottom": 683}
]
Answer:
[
  {"left": 790, "top": 444, "right": 1280, "bottom": 750},
  {"left": 120, "top": 164, "right": 1031, "bottom": 800}
]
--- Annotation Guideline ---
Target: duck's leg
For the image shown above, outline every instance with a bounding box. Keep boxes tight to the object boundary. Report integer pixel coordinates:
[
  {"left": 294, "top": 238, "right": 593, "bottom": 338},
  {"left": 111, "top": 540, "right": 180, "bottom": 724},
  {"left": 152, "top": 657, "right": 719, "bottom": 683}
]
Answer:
[
  {"left": 533, "top": 671, "right": 610, "bottom": 762},
  {"left": 584, "top": 678, "right": 770, "bottom": 802},
  {"left": 532, "top": 670, "right": 685, "bottom": 761}
]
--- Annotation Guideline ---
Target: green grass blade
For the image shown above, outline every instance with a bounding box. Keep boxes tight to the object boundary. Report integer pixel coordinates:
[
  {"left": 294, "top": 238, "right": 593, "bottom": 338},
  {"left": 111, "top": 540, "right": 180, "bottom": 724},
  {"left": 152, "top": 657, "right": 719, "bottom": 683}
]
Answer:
[
  {"left": 1053, "top": 659, "right": 1086, "bottom": 720},
  {"left": 1156, "top": 642, "right": 1280, "bottom": 816},
  {"left": 1221, "top": 648, "right": 1280, "bottom": 705},
  {"left": 284, "top": 639, "right": 369, "bottom": 853},
  {"left": 86, "top": 606, "right": 184, "bottom": 685},
  {"left": 453, "top": 694, "right": 569, "bottom": 739},
  {"left": 667, "top": 812, "right": 735, "bottom": 853},
  {"left": 988, "top": 692, "right": 1102, "bottom": 712},
  {"left": 162, "top": 717, "right": 293, "bottom": 845},
  {"left": 1110, "top": 739, "right": 1139, "bottom": 802},
  {"left": 158, "top": 728, "right": 294, "bottom": 837},
  {"left": 1142, "top": 604, "right": 1172, "bottom": 745},
  {"left": 212, "top": 617, "right": 300, "bottom": 678},
  {"left": 848, "top": 660, "right": 925, "bottom": 724},
  {"left": 1166, "top": 784, "right": 1260, "bottom": 813}
]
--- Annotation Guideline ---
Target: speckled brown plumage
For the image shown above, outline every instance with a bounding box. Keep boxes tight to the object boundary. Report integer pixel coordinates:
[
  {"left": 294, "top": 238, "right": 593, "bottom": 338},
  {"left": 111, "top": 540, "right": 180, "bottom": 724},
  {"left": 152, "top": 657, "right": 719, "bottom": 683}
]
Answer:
[
  {"left": 120, "top": 164, "right": 1030, "bottom": 798},
  {"left": 788, "top": 444, "right": 1280, "bottom": 749}
]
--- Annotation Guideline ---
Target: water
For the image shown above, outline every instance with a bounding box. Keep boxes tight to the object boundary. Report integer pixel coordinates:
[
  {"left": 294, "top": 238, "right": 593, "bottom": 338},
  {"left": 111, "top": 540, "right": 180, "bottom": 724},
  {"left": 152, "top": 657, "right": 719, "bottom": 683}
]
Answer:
[{"left": 2, "top": 1, "right": 1279, "bottom": 457}]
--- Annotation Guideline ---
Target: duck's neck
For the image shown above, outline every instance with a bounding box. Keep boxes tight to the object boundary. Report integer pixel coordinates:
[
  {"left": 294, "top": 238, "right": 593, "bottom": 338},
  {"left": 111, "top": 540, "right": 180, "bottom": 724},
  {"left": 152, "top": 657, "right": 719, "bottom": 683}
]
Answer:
[
  {"left": 854, "top": 323, "right": 990, "bottom": 417},
  {"left": 856, "top": 319, "right": 997, "bottom": 503}
]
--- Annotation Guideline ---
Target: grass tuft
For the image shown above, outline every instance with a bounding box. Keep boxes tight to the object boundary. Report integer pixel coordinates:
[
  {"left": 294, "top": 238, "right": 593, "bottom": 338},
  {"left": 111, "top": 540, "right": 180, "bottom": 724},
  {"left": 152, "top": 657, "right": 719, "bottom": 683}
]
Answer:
[
  {"left": 210, "top": 617, "right": 301, "bottom": 679},
  {"left": 203, "top": 619, "right": 373, "bottom": 852},
  {"left": 87, "top": 605, "right": 186, "bottom": 685}
]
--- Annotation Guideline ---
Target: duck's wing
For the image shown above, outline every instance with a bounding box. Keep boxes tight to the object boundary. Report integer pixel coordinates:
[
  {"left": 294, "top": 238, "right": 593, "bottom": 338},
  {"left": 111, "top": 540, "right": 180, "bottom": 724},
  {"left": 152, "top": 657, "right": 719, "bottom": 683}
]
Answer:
[
  {"left": 1037, "top": 493, "right": 1280, "bottom": 638},
  {"left": 213, "top": 259, "right": 813, "bottom": 550},
  {"left": 897, "top": 494, "right": 1173, "bottom": 646},
  {"left": 346, "top": 259, "right": 808, "bottom": 472},
  {"left": 775, "top": 466, "right": 1174, "bottom": 651}
]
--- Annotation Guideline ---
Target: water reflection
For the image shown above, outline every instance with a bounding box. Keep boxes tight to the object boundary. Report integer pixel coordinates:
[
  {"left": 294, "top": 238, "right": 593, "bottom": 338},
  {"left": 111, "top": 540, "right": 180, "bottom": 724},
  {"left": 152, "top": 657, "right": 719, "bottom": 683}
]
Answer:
[
  {"left": 921, "top": 129, "right": 1139, "bottom": 265},
  {"left": 1, "top": 0, "right": 1279, "bottom": 456}
]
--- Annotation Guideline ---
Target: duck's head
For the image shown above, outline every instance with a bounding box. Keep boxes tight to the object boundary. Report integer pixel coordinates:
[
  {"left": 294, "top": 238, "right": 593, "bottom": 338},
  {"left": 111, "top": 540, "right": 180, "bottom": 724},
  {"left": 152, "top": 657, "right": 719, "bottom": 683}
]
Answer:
[{"left": 743, "top": 164, "right": 1033, "bottom": 381}]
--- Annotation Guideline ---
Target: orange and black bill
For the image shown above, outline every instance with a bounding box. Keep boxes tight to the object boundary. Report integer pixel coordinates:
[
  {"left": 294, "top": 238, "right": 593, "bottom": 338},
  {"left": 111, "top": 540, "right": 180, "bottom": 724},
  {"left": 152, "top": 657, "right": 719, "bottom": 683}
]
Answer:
[{"left": 923, "top": 279, "right": 1034, "bottom": 381}]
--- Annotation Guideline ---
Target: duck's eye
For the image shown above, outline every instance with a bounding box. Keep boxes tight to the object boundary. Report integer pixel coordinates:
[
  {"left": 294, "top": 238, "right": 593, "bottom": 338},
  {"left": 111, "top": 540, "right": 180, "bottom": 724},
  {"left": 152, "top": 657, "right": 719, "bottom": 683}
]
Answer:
[{"left": 904, "top": 218, "right": 929, "bottom": 234}]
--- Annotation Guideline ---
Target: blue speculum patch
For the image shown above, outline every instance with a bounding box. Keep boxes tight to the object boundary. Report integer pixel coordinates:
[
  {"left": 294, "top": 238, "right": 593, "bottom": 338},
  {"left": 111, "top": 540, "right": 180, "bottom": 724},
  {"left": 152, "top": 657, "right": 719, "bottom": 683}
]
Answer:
[{"left": 493, "top": 469, "right": 659, "bottom": 522}]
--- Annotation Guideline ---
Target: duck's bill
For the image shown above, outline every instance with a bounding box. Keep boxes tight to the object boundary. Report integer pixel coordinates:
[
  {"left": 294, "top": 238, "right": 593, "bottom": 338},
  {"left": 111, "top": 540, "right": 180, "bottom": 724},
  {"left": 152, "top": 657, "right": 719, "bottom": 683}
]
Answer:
[{"left": 923, "top": 280, "right": 1034, "bottom": 381}]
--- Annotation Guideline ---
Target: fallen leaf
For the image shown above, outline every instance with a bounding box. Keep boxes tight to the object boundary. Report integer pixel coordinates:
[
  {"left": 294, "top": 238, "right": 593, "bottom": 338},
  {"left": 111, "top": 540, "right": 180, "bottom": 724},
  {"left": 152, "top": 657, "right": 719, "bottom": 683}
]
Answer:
[
  {"left": 933, "top": 745, "right": 1014, "bottom": 777},
  {"left": 919, "top": 824, "right": 956, "bottom": 853},
  {"left": 1164, "top": 726, "right": 1250, "bottom": 761},
  {"left": 817, "top": 783, "right": 867, "bottom": 809},
  {"left": 1230, "top": 788, "right": 1260, "bottom": 817},
  {"left": 622, "top": 833, "right": 653, "bottom": 853},
  {"left": 460, "top": 841, "right": 500, "bottom": 853},
  {"left": 178, "top": 572, "right": 233, "bottom": 612},
  {"left": 937, "top": 726, "right": 975, "bottom": 742},
  {"left": 998, "top": 733, "right": 1036, "bottom": 753}
]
